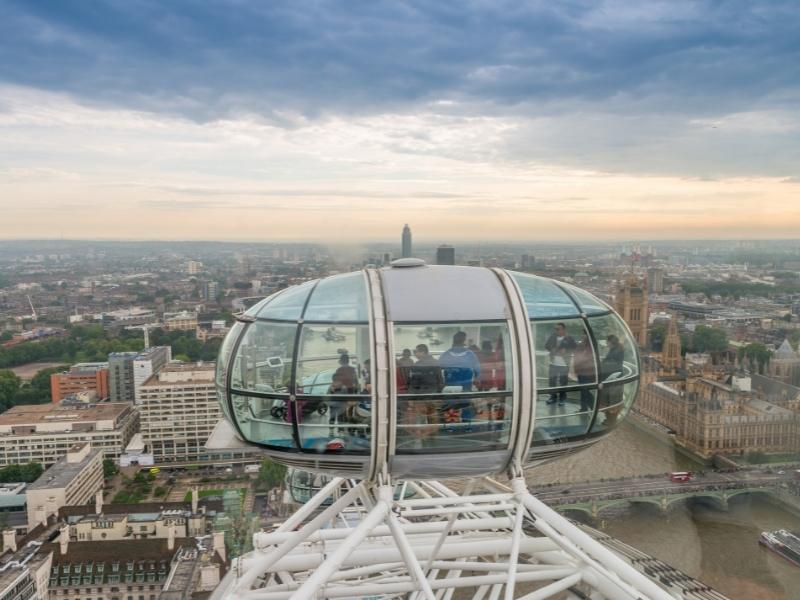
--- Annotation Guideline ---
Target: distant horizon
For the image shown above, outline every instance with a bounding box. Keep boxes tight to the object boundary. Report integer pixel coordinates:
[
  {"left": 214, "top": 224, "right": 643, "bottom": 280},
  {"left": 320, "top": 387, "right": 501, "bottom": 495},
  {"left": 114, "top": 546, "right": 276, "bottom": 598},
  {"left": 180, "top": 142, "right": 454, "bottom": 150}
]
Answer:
[{"left": 1, "top": 236, "right": 800, "bottom": 247}]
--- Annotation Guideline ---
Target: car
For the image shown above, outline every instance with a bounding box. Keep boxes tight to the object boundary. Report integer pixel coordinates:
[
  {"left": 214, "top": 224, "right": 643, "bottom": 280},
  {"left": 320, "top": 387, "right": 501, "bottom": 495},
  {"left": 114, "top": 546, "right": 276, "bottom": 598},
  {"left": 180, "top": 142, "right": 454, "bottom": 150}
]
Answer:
[
  {"left": 561, "top": 489, "right": 570, "bottom": 495},
  {"left": 777, "top": 470, "right": 786, "bottom": 475}
]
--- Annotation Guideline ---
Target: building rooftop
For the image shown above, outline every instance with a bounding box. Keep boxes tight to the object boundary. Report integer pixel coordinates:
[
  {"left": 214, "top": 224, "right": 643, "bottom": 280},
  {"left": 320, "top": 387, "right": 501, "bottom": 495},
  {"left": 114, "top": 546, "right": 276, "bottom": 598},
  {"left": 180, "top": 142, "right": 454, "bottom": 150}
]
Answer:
[
  {"left": 58, "top": 499, "right": 223, "bottom": 519},
  {"left": 109, "top": 346, "right": 169, "bottom": 361},
  {"left": 45, "top": 537, "right": 195, "bottom": 566},
  {"left": 141, "top": 362, "right": 215, "bottom": 386},
  {"left": 0, "top": 403, "right": 131, "bottom": 428},
  {"left": 67, "top": 362, "right": 108, "bottom": 373},
  {"left": 28, "top": 446, "right": 101, "bottom": 491}
]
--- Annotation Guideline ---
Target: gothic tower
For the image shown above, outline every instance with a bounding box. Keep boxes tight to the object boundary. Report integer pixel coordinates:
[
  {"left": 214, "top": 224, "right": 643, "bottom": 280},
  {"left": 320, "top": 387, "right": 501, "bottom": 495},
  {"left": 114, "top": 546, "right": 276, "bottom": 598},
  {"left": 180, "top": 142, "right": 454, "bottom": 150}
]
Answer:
[
  {"left": 615, "top": 275, "right": 648, "bottom": 347},
  {"left": 662, "top": 314, "right": 681, "bottom": 372}
]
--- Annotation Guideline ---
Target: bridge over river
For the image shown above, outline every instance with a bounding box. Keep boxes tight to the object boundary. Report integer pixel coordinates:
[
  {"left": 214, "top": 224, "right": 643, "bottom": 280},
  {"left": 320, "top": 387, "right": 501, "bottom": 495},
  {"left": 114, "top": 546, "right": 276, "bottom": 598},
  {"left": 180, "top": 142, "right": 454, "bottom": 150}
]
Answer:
[{"left": 530, "top": 469, "right": 800, "bottom": 518}]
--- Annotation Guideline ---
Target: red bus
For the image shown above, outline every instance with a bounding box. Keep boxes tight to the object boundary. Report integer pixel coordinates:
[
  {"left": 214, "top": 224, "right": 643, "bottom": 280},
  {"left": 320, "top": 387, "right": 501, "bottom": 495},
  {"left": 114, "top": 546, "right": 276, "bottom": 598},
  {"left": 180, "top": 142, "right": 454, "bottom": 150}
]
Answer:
[{"left": 670, "top": 471, "right": 693, "bottom": 483}]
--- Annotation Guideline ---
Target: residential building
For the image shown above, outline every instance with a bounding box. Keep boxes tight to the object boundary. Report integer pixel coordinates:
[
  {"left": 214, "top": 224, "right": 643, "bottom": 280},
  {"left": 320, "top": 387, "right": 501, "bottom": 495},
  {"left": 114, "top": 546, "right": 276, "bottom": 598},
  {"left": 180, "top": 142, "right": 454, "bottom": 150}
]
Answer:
[
  {"left": 43, "top": 495, "right": 226, "bottom": 600},
  {"left": 108, "top": 347, "right": 171, "bottom": 404},
  {"left": 163, "top": 311, "right": 197, "bottom": 332},
  {"left": 138, "top": 363, "right": 220, "bottom": 463},
  {"left": 49, "top": 363, "right": 108, "bottom": 404},
  {"left": 0, "top": 541, "right": 51, "bottom": 600},
  {"left": 196, "top": 320, "right": 229, "bottom": 342},
  {"left": 201, "top": 281, "right": 219, "bottom": 301},
  {"left": 25, "top": 443, "right": 103, "bottom": 530},
  {"left": 45, "top": 535, "right": 225, "bottom": 600},
  {"left": 186, "top": 260, "right": 203, "bottom": 275},
  {"left": 0, "top": 404, "right": 138, "bottom": 468}
]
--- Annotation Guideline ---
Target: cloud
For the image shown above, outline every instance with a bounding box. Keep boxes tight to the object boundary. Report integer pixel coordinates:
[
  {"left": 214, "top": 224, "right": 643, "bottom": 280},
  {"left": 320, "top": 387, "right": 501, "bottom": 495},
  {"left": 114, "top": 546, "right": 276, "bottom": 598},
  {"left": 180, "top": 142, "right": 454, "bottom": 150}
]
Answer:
[
  {"left": 2, "top": 1, "right": 799, "bottom": 121},
  {"left": 1, "top": 2, "right": 800, "bottom": 240}
]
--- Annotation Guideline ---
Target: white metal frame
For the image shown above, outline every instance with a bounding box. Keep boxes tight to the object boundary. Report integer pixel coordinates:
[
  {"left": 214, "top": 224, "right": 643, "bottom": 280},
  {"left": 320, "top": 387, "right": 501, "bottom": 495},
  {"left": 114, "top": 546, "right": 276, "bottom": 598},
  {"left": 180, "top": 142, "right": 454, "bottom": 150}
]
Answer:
[{"left": 214, "top": 475, "right": 679, "bottom": 600}]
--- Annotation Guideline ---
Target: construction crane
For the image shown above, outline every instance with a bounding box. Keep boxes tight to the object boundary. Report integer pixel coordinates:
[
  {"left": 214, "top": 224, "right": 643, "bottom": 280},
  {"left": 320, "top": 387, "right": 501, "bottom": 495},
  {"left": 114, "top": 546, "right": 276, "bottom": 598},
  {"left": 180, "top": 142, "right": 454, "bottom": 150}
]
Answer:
[
  {"left": 26, "top": 295, "right": 37, "bottom": 322},
  {"left": 124, "top": 322, "right": 159, "bottom": 348}
]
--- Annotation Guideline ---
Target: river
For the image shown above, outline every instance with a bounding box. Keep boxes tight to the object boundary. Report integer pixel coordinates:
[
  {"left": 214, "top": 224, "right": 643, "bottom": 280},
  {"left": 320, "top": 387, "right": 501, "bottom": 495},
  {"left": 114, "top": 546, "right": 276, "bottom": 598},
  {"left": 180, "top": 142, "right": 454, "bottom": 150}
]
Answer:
[{"left": 526, "top": 420, "right": 800, "bottom": 599}]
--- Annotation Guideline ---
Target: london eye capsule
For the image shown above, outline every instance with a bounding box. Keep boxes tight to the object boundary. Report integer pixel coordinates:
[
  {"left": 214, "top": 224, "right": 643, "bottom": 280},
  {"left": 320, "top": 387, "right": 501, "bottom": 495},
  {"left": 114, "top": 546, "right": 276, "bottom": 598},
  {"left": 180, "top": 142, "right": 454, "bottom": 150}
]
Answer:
[{"left": 215, "top": 261, "right": 640, "bottom": 480}]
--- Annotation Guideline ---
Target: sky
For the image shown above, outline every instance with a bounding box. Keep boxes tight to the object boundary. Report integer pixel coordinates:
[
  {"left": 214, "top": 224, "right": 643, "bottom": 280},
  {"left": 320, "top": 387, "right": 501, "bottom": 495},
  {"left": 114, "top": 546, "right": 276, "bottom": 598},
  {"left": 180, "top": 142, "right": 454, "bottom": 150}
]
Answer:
[{"left": 1, "top": 0, "right": 799, "bottom": 243}]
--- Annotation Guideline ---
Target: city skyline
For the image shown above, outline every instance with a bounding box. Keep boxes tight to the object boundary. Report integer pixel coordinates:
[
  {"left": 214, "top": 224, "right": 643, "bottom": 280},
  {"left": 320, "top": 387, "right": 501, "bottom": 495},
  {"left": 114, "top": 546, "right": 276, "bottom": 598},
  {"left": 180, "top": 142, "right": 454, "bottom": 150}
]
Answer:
[{"left": 1, "top": 2, "right": 799, "bottom": 242}]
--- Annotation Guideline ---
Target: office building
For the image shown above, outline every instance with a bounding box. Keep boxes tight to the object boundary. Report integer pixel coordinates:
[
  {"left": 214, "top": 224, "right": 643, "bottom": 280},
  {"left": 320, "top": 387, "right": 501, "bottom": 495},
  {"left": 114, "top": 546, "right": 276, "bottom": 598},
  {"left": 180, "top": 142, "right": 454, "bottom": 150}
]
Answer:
[
  {"left": 436, "top": 244, "right": 456, "bottom": 265},
  {"left": 49, "top": 363, "right": 108, "bottom": 404},
  {"left": 401, "top": 224, "right": 412, "bottom": 258},
  {"left": 108, "top": 347, "right": 171, "bottom": 404},
  {"left": 25, "top": 442, "right": 103, "bottom": 530},
  {"left": 138, "top": 363, "right": 221, "bottom": 463},
  {"left": 186, "top": 260, "right": 203, "bottom": 275},
  {"left": 0, "top": 403, "right": 138, "bottom": 468}
]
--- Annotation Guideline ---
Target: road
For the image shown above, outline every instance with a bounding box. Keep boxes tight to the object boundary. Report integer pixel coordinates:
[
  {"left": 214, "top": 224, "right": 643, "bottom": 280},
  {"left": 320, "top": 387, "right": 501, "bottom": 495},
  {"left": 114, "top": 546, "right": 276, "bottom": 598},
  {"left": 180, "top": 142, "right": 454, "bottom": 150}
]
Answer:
[{"left": 529, "top": 468, "right": 797, "bottom": 505}]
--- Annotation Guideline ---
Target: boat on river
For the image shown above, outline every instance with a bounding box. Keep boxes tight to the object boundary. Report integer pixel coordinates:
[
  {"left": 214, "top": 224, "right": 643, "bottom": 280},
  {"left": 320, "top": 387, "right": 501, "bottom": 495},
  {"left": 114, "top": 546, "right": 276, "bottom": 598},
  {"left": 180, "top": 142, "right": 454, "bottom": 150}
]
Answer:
[{"left": 759, "top": 529, "right": 800, "bottom": 567}]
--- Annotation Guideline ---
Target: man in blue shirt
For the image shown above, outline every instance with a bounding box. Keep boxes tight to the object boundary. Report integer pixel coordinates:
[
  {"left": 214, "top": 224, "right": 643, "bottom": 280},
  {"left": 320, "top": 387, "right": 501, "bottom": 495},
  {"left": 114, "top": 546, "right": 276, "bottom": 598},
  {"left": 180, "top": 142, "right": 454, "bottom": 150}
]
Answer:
[{"left": 438, "top": 331, "right": 481, "bottom": 391}]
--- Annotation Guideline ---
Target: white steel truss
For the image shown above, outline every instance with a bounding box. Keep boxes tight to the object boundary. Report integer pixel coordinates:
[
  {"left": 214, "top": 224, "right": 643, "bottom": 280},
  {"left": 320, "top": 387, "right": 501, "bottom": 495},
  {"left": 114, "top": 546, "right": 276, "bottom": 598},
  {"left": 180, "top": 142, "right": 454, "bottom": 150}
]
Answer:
[{"left": 213, "top": 475, "right": 679, "bottom": 600}]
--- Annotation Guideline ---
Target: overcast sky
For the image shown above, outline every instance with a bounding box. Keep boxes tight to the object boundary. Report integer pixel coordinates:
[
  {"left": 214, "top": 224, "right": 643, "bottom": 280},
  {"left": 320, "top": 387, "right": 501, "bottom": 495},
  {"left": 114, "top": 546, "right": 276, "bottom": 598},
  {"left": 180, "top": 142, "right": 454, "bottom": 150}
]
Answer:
[{"left": 1, "top": 1, "right": 799, "bottom": 242}]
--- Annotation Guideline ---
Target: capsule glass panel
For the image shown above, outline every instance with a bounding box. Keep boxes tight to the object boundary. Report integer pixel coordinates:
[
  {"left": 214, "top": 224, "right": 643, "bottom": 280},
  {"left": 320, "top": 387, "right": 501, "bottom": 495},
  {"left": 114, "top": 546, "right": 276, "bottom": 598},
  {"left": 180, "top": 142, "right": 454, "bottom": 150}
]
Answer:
[
  {"left": 394, "top": 323, "right": 512, "bottom": 394},
  {"left": 396, "top": 394, "right": 512, "bottom": 454},
  {"left": 587, "top": 314, "right": 639, "bottom": 382},
  {"left": 256, "top": 279, "right": 317, "bottom": 321},
  {"left": 531, "top": 318, "right": 596, "bottom": 392},
  {"left": 510, "top": 273, "right": 579, "bottom": 318},
  {"left": 215, "top": 321, "right": 245, "bottom": 423},
  {"left": 232, "top": 394, "right": 295, "bottom": 449},
  {"left": 297, "top": 325, "right": 371, "bottom": 395},
  {"left": 532, "top": 389, "right": 596, "bottom": 446},
  {"left": 303, "top": 272, "right": 369, "bottom": 322},
  {"left": 230, "top": 322, "right": 296, "bottom": 394},
  {"left": 393, "top": 322, "right": 513, "bottom": 455},
  {"left": 559, "top": 282, "right": 612, "bottom": 315},
  {"left": 590, "top": 380, "right": 638, "bottom": 435}
]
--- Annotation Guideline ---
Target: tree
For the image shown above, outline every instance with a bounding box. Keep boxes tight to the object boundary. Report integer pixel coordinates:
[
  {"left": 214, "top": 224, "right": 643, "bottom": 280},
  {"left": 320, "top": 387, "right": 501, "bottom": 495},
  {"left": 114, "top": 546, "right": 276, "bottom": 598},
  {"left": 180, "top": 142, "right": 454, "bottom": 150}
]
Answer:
[
  {"left": 0, "top": 462, "right": 43, "bottom": 483},
  {"left": 13, "top": 365, "right": 67, "bottom": 405},
  {"left": 691, "top": 326, "right": 729, "bottom": 353},
  {"left": 738, "top": 343, "right": 772, "bottom": 374},
  {"left": 0, "top": 371, "right": 21, "bottom": 411},
  {"left": 789, "top": 330, "right": 800, "bottom": 351},
  {"left": 103, "top": 458, "right": 118, "bottom": 479},
  {"left": 256, "top": 459, "right": 287, "bottom": 491},
  {"left": 0, "top": 331, "right": 12, "bottom": 342}
]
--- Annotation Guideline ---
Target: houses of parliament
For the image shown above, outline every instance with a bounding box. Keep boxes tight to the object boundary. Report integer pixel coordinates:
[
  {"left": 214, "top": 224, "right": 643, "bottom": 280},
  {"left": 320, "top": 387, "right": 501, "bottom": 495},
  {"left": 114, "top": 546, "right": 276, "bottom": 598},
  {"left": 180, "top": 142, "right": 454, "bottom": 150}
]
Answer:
[{"left": 615, "top": 277, "right": 800, "bottom": 460}]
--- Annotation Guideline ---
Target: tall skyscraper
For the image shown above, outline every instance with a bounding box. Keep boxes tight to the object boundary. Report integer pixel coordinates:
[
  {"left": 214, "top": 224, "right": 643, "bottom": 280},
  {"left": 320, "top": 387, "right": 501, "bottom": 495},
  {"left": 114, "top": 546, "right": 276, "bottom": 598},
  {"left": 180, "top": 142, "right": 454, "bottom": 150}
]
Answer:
[
  {"left": 401, "top": 224, "right": 412, "bottom": 258},
  {"left": 436, "top": 244, "right": 456, "bottom": 265}
]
